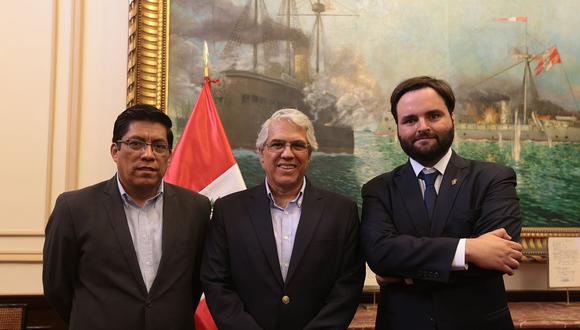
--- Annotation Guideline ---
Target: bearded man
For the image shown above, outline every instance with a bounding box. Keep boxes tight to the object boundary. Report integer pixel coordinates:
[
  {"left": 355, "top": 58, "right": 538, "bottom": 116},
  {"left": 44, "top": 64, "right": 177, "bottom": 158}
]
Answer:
[{"left": 361, "top": 76, "right": 523, "bottom": 330}]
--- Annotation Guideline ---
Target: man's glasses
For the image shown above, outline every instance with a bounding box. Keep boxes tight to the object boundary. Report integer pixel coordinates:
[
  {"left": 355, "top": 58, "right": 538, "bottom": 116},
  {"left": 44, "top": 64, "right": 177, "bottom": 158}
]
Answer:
[
  {"left": 116, "top": 139, "right": 170, "bottom": 154},
  {"left": 264, "top": 140, "right": 310, "bottom": 153}
]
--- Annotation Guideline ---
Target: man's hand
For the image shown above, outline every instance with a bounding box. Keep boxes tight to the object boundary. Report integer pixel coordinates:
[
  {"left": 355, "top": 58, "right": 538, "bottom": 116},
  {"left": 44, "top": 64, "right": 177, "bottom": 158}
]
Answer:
[
  {"left": 465, "top": 228, "right": 523, "bottom": 275},
  {"left": 375, "top": 275, "right": 403, "bottom": 286}
]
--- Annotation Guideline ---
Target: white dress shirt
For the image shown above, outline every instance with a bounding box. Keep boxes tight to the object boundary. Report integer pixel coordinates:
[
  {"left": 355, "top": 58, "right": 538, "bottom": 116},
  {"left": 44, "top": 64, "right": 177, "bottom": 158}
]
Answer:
[{"left": 409, "top": 149, "right": 468, "bottom": 271}]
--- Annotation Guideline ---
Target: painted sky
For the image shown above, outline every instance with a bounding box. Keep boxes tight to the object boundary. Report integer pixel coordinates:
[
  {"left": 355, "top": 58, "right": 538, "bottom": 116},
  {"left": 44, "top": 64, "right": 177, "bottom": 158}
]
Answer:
[
  {"left": 169, "top": 0, "right": 580, "bottom": 117},
  {"left": 284, "top": 0, "right": 580, "bottom": 110}
]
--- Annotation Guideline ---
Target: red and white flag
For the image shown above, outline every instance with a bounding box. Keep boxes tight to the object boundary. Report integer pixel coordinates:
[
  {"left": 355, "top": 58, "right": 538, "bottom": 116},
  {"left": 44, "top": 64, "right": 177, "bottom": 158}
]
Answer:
[
  {"left": 164, "top": 76, "right": 246, "bottom": 200},
  {"left": 534, "top": 47, "right": 562, "bottom": 76},
  {"left": 164, "top": 47, "right": 246, "bottom": 328},
  {"left": 496, "top": 16, "right": 528, "bottom": 22}
]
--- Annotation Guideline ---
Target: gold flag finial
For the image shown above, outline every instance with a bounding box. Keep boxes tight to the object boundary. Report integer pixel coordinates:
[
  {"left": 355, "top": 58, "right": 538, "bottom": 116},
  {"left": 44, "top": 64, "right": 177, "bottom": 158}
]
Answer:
[{"left": 203, "top": 41, "right": 209, "bottom": 78}]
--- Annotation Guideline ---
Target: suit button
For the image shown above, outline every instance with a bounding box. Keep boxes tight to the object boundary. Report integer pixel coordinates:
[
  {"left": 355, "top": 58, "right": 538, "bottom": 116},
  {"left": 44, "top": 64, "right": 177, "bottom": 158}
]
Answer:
[{"left": 281, "top": 295, "right": 290, "bottom": 304}]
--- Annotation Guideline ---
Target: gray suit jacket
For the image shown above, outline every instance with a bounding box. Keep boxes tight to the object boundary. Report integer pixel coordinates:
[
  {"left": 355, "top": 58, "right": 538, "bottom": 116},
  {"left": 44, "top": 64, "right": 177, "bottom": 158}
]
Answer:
[{"left": 43, "top": 176, "right": 210, "bottom": 330}]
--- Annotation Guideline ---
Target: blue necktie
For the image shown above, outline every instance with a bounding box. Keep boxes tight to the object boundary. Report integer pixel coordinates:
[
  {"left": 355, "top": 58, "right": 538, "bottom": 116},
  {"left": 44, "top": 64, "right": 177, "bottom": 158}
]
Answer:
[{"left": 419, "top": 171, "right": 439, "bottom": 219}]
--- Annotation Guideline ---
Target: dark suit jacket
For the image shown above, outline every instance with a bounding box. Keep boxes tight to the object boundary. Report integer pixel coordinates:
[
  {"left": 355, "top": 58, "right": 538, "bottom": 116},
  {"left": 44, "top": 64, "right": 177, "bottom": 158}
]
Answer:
[
  {"left": 43, "top": 176, "right": 211, "bottom": 330},
  {"left": 201, "top": 180, "right": 365, "bottom": 330},
  {"left": 361, "top": 152, "right": 521, "bottom": 330}
]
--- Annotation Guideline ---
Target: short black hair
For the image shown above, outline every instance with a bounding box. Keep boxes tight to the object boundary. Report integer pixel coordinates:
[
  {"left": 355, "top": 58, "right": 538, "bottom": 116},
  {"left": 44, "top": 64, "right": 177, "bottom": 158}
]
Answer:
[
  {"left": 112, "top": 104, "right": 174, "bottom": 149},
  {"left": 390, "top": 76, "right": 455, "bottom": 122}
]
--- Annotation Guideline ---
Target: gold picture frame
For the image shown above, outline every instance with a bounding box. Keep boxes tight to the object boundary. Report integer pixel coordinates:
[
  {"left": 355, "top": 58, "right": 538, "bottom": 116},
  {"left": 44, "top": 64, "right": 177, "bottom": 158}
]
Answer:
[
  {"left": 127, "top": 0, "right": 169, "bottom": 111},
  {"left": 126, "top": 0, "right": 580, "bottom": 262}
]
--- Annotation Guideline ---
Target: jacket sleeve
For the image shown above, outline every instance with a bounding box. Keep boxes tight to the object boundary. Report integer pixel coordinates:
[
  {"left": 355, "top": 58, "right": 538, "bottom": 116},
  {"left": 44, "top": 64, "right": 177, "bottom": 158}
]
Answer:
[
  {"left": 304, "top": 201, "right": 366, "bottom": 329},
  {"left": 471, "top": 165, "right": 522, "bottom": 240},
  {"left": 42, "top": 194, "right": 79, "bottom": 324},
  {"left": 361, "top": 164, "right": 522, "bottom": 284},
  {"left": 200, "top": 199, "right": 262, "bottom": 330}
]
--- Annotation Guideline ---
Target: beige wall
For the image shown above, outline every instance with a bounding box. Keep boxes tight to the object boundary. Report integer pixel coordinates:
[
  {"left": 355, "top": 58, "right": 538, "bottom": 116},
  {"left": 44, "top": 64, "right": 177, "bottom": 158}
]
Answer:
[
  {"left": 0, "top": 0, "right": 128, "bottom": 294},
  {"left": 0, "top": 0, "right": 549, "bottom": 295}
]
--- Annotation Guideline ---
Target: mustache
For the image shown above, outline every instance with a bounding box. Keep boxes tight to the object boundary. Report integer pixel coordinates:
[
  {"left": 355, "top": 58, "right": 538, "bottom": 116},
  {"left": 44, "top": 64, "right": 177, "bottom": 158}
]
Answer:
[{"left": 414, "top": 131, "right": 438, "bottom": 140}]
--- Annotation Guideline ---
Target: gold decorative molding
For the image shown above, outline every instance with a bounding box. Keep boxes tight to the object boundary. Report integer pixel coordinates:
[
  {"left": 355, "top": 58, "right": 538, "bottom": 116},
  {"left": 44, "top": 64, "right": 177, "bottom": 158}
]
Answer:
[
  {"left": 520, "top": 227, "right": 580, "bottom": 263},
  {"left": 126, "top": 0, "right": 169, "bottom": 111},
  {"left": 126, "top": 0, "right": 580, "bottom": 263}
]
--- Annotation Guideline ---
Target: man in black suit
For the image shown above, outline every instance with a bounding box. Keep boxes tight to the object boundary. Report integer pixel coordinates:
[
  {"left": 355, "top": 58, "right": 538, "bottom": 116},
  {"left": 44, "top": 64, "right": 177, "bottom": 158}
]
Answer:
[
  {"left": 201, "top": 108, "right": 365, "bottom": 329},
  {"left": 361, "top": 76, "right": 523, "bottom": 330},
  {"left": 43, "top": 104, "right": 210, "bottom": 330}
]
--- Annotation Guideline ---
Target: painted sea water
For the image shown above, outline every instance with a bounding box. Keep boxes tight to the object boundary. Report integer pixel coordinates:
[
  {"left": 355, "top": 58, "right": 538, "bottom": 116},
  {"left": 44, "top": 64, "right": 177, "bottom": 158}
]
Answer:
[{"left": 233, "top": 131, "right": 580, "bottom": 227}]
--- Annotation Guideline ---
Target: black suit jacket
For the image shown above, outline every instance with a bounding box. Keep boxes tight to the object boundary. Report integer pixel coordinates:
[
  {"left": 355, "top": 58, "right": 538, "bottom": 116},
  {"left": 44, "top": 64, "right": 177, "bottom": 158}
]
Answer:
[
  {"left": 361, "top": 152, "right": 521, "bottom": 330},
  {"left": 201, "top": 180, "right": 365, "bottom": 330},
  {"left": 43, "top": 176, "right": 211, "bottom": 330}
]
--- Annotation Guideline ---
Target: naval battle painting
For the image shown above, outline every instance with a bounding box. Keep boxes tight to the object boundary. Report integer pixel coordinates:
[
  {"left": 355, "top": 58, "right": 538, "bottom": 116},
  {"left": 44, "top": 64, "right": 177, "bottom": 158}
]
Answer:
[{"left": 164, "top": 0, "right": 580, "bottom": 228}]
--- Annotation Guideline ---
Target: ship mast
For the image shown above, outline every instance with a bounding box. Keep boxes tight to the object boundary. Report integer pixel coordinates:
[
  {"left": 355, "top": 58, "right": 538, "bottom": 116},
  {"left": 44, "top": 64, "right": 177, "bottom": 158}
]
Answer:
[
  {"left": 284, "top": 0, "right": 358, "bottom": 74},
  {"left": 285, "top": 0, "right": 292, "bottom": 75},
  {"left": 313, "top": 1, "right": 324, "bottom": 74},
  {"left": 522, "top": 20, "right": 528, "bottom": 125},
  {"left": 253, "top": 0, "right": 258, "bottom": 71}
]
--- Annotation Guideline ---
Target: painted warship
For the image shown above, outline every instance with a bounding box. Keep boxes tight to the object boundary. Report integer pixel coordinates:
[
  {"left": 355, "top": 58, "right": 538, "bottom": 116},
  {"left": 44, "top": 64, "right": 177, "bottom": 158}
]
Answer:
[
  {"left": 376, "top": 18, "right": 580, "bottom": 144},
  {"left": 213, "top": 0, "right": 355, "bottom": 153}
]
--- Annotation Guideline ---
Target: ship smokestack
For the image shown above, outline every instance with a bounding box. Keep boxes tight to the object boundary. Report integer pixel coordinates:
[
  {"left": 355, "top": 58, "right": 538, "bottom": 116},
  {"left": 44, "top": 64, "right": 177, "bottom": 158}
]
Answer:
[
  {"left": 500, "top": 100, "right": 510, "bottom": 124},
  {"left": 294, "top": 45, "right": 310, "bottom": 82}
]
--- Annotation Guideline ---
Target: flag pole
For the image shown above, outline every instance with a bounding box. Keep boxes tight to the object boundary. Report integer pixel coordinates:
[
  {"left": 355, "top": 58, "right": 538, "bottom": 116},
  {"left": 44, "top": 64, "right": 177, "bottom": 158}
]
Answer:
[
  {"left": 203, "top": 41, "right": 220, "bottom": 88},
  {"left": 204, "top": 41, "right": 209, "bottom": 79}
]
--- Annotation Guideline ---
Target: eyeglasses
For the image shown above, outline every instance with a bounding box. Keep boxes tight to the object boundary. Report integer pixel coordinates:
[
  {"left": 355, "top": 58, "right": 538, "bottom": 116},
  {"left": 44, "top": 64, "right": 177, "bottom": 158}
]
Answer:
[
  {"left": 116, "top": 139, "right": 170, "bottom": 154},
  {"left": 264, "top": 140, "right": 310, "bottom": 153}
]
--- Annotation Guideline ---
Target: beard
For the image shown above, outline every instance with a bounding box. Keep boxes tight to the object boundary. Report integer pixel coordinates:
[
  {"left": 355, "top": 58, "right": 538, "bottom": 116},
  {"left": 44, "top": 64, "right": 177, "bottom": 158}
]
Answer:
[{"left": 398, "top": 126, "right": 454, "bottom": 166}]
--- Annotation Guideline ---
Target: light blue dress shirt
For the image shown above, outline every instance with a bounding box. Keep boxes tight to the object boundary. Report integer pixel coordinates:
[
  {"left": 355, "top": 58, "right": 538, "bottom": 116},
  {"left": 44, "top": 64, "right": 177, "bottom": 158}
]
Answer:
[
  {"left": 117, "top": 175, "right": 164, "bottom": 291},
  {"left": 265, "top": 177, "right": 306, "bottom": 282}
]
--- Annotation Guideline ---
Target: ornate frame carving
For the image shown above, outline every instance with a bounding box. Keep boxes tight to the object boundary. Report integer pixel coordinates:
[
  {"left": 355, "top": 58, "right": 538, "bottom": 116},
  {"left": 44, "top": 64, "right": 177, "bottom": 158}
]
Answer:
[
  {"left": 126, "top": 0, "right": 579, "bottom": 262},
  {"left": 126, "top": 0, "right": 169, "bottom": 110}
]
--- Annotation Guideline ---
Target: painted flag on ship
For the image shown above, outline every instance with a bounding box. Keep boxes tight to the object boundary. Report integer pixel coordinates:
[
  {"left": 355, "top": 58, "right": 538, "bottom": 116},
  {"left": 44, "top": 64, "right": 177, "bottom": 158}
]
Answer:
[
  {"left": 495, "top": 16, "right": 528, "bottom": 22},
  {"left": 534, "top": 47, "right": 561, "bottom": 76}
]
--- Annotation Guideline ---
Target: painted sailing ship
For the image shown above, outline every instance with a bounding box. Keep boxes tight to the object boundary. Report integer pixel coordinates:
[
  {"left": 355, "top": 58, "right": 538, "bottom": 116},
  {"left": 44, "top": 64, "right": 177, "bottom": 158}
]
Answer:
[{"left": 213, "top": 0, "right": 355, "bottom": 153}]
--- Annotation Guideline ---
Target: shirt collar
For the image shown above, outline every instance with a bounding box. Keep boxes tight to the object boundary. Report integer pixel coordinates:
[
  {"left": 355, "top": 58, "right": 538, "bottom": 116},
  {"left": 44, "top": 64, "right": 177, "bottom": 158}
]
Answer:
[
  {"left": 409, "top": 148, "right": 453, "bottom": 178},
  {"left": 116, "top": 173, "right": 164, "bottom": 206},
  {"left": 265, "top": 176, "right": 306, "bottom": 208}
]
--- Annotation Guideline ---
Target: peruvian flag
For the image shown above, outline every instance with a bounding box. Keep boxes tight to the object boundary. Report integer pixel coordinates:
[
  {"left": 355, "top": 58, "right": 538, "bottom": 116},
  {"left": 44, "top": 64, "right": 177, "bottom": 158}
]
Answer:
[
  {"left": 534, "top": 47, "right": 562, "bottom": 76},
  {"left": 496, "top": 16, "right": 528, "bottom": 22},
  {"left": 164, "top": 74, "right": 246, "bottom": 329},
  {"left": 164, "top": 76, "right": 246, "bottom": 200}
]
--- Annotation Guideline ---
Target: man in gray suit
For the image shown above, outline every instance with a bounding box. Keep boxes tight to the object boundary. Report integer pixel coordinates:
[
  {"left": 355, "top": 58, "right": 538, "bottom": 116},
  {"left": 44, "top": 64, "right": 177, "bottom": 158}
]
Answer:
[{"left": 43, "top": 104, "right": 210, "bottom": 330}]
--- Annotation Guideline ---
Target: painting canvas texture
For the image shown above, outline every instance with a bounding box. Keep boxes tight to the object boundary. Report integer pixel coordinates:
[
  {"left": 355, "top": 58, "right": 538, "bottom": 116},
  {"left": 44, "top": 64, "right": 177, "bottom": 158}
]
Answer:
[{"left": 167, "top": 0, "right": 580, "bottom": 227}]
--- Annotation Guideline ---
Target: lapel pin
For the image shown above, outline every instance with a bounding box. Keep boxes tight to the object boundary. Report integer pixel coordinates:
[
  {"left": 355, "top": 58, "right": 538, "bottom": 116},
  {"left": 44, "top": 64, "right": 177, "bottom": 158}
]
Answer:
[{"left": 451, "top": 178, "right": 458, "bottom": 186}]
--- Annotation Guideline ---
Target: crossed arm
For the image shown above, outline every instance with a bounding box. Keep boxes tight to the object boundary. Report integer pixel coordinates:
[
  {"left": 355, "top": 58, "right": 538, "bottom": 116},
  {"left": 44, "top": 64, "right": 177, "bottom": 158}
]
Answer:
[{"left": 362, "top": 166, "right": 523, "bottom": 285}]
